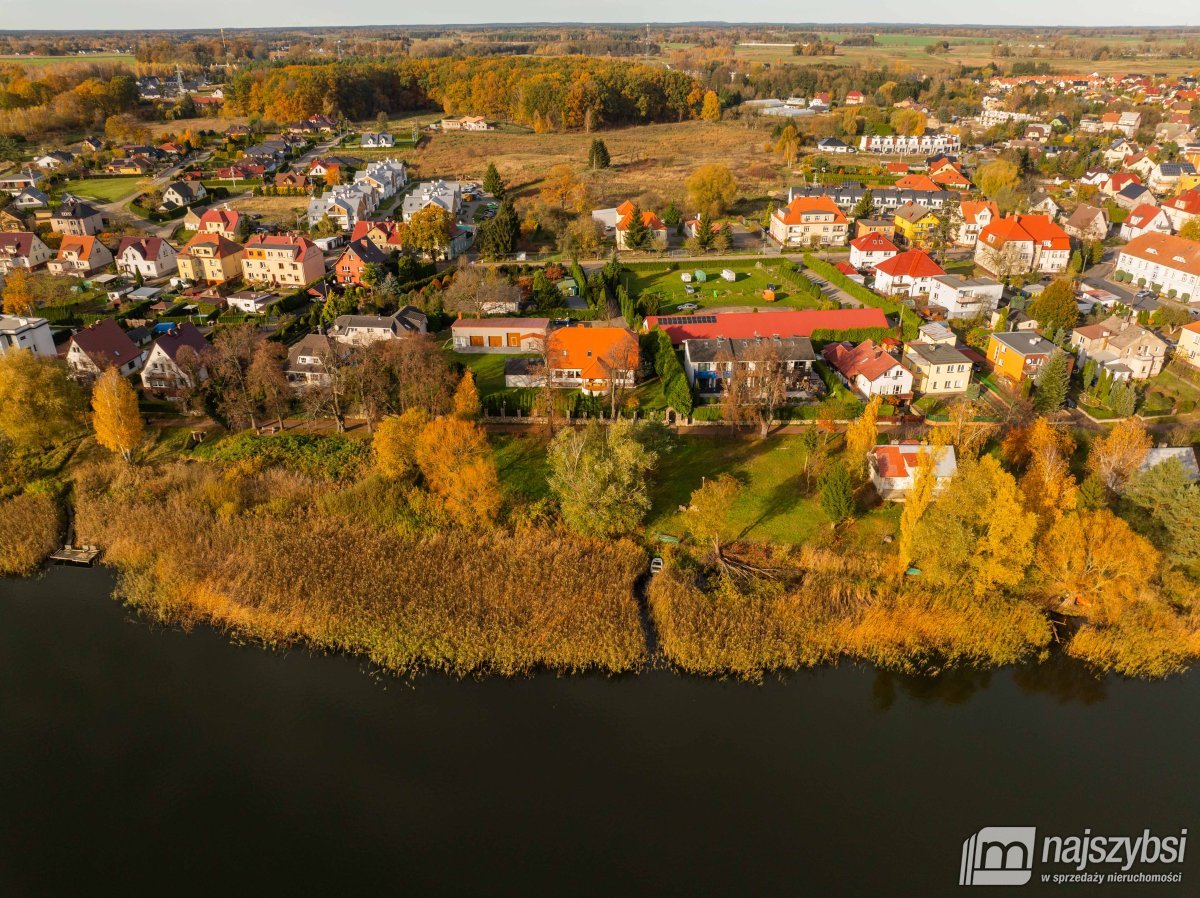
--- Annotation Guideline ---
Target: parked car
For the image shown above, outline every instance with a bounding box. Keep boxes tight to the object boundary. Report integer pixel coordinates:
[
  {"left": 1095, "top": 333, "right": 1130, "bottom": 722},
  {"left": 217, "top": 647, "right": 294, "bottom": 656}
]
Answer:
[{"left": 678, "top": 301, "right": 699, "bottom": 311}]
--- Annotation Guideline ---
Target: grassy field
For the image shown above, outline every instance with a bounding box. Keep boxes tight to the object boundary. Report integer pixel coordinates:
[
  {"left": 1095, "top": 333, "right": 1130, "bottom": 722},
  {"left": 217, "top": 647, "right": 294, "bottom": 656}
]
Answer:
[
  {"left": 0, "top": 53, "right": 134, "bottom": 69},
  {"left": 64, "top": 176, "right": 143, "bottom": 203},
  {"left": 226, "top": 194, "right": 306, "bottom": 228},
  {"left": 622, "top": 259, "right": 823, "bottom": 312}
]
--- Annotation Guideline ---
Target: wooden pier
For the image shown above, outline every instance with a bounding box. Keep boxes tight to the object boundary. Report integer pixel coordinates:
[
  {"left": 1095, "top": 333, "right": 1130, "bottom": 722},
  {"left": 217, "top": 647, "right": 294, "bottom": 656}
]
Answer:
[{"left": 48, "top": 545, "right": 101, "bottom": 566}]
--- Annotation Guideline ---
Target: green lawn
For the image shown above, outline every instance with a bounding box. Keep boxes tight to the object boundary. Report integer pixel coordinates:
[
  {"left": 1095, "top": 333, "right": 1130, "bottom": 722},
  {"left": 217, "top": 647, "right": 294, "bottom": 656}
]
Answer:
[
  {"left": 623, "top": 260, "right": 828, "bottom": 313},
  {"left": 448, "top": 349, "right": 534, "bottom": 398},
  {"left": 64, "top": 177, "right": 142, "bottom": 203},
  {"left": 0, "top": 53, "right": 134, "bottom": 68},
  {"left": 492, "top": 433, "right": 553, "bottom": 503}
]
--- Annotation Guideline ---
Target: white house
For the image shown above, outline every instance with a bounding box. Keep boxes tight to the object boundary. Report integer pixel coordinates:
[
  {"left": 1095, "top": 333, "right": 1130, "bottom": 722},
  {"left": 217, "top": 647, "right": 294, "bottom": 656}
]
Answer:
[
  {"left": 328, "top": 307, "right": 428, "bottom": 346},
  {"left": 0, "top": 231, "right": 52, "bottom": 273},
  {"left": 139, "top": 323, "right": 209, "bottom": 394},
  {"left": 1116, "top": 232, "right": 1200, "bottom": 301},
  {"left": 872, "top": 249, "right": 945, "bottom": 297},
  {"left": 0, "top": 315, "right": 56, "bottom": 357},
  {"left": 822, "top": 339, "right": 914, "bottom": 398},
  {"left": 848, "top": 231, "right": 898, "bottom": 269},
  {"left": 858, "top": 132, "right": 961, "bottom": 156},
  {"left": 1119, "top": 204, "right": 1173, "bottom": 241},
  {"left": 869, "top": 442, "right": 958, "bottom": 501},
  {"left": 927, "top": 275, "right": 1004, "bottom": 320},
  {"left": 401, "top": 180, "right": 462, "bottom": 222},
  {"left": 115, "top": 236, "right": 178, "bottom": 279}
]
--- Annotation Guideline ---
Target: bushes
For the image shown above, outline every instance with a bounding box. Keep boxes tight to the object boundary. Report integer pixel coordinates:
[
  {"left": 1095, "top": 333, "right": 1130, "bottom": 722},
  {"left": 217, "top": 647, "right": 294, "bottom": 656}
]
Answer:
[
  {"left": 0, "top": 493, "right": 59, "bottom": 576},
  {"left": 196, "top": 433, "right": 370, "bottom": 480},
  {"left": 653, "top": 328, "right": 694, "bottom": 416}
]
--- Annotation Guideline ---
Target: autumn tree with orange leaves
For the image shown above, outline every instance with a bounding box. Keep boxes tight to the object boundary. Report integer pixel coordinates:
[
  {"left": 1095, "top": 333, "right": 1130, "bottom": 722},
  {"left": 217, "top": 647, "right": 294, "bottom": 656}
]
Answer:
[
  {"left": 91, "top": 367, "right": 143, "bottom": 462},
  {"left": 1087, "top": 418, "right": 1152, "bottom": 493},
  {"left": 415, "top": 416, "right": 501, "bottom": 529}
]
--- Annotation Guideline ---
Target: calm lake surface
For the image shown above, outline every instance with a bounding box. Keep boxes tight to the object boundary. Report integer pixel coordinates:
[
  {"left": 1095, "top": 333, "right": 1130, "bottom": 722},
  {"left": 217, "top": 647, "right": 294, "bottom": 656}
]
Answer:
[{"left": 1, "top": 566, "right": 1196, "bottom": 896}]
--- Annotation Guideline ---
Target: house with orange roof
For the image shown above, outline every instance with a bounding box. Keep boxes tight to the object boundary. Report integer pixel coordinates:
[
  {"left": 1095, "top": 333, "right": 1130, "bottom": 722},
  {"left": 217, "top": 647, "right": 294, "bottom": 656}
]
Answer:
[
  {"left": 176, "top": 233, "right": 244, "bottom": 285},
  {"left": 869, "top": 441, "right": 957, "bottom": 501},
  {"left": 47, "top": 235, "right": 112, "bottom": 277},
  {"left": 546, "top": 326, "right": 639, "bottom": 395},
  {"left": 974, "top": 214, "right": 1070, "bottom": 277},
  {"left": 872, "top": 249, "right": 945, "bottom": 296},
  {"left": 614, "top": 202, "right": 668, "bottom": 250},
  {"left": 350, "top": 219, "right": 407, "bottom": 254},
  {"left": 1176, "top": 320, "right": 1200, "bottom": 370},
  {"left": 849, "top": 231, "right": 899, "bottom": 269},
  {"left": 929, "top": 164, "right": 971, "bottom": 190},
  {"left": 955, "top": 200, "right": 999, "bottom": 247},
  {"left": 822, "top": 339, "right": 914, "bottom": 398},
  {"left": 241, "top": 233, "right": 323, "bottom": 287},
  {"left": 893, "top": 173, "right": 942, "bottom": 193},
  {"left": 189, "top": 206, "right": 242, "bottom": 240},
  {"left": 769, "top": 195, "right": 848, "bottom": 248},
  {"left": 1115, "top": 232, "right": 1200, "bottom": 300}
]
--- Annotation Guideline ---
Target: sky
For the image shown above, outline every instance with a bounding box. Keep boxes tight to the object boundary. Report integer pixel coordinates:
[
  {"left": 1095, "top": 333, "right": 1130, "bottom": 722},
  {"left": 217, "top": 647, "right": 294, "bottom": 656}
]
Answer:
[{"left": 1, "top": 2, "right": 1193, "bottom": 31}]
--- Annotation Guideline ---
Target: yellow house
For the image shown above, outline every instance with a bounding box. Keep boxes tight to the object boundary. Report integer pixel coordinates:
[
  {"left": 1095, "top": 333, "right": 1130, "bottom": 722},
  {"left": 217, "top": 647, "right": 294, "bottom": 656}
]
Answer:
[
  {"left": 893, "top": 202, "right": 941, "bottom": 248},
  {"left": 986, "top": 331, "right": 1058, "bottom": 383},
  {"left": 177, "top": 233, "right": 244, "bottom": 285},
  {"left": 1177, "top": 171, "right": 1200, "bottom": 193}
]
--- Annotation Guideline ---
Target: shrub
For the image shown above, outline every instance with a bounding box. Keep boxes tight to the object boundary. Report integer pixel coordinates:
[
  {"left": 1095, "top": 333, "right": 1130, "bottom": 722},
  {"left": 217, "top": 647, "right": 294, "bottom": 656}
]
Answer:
[{"left": 0, "top": 493, "right": 59, "bottom": 575}]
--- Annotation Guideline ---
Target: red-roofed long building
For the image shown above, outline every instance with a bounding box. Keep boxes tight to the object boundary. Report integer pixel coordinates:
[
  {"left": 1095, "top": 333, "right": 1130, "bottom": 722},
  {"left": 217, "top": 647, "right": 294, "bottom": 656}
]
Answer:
[{"left": 644, "top": 308, "right": 888, "bottom": 345}]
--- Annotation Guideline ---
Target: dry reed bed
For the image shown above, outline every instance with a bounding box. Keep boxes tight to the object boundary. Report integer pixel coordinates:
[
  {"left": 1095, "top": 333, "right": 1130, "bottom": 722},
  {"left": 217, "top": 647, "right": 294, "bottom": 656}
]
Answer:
[
  {"left": 73, "top": 462, "right": 645, "bottom": 676},
  {"left": 0, "top": 493, "right": 60, "bottom": 576}
]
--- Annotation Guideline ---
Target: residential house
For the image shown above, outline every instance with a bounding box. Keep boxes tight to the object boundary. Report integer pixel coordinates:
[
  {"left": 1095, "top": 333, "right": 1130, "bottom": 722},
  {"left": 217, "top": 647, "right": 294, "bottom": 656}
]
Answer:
[
  {"left": 360, "top": 132, "right": 395, "bottom": 148},
  {"left": 1063, "top": 204, "right": 1110, "bottom": 242},
  {"left": 176, "top": 233, "right": 244, "bottom": 285},
  {"left": 226, "top": 290, "right": 279, "bottom": 315},
  {"left": 104, "top": 157, "right": 152, "bottom": 176},
  {"left": 1149, "top": 162, "right": 1198, "bottom": 195},
  {"left": 0, "top": 231, "right": 51, "bottom": 273},
  {"left": 328, "top": 307, "right": 428, "bottom": 346},
  {"left": 350, "top": 219, "right": 407, "bottom": 254},
  {"left": 615, "top": 205, "right": 669, "bottom": 250},
  {"left": 769, "top": 195, "right": 849, "bottom": 248},
  {"left": 844, "top": 90, "right": 865, "bottom": 106},
  {"left": 1024, "top": 123, "right": 1052, "bottom": 143},
  {"left": 115, "top": 236, "right": 178, "bottom": 279},
  {"left": 894, "top": 174, "right": 942, "bottom": 193},
  {"left": 193, "top": 207, "right": 242, "bottom": 240},
  {"left": 1103, "top": 138, "right": 1137, "bottom": 166},
  {"left": 65, "top": 318, "right": 144, "bottom": 379},
  {"left": 892, "top": 203, "right": 940, "bottom": 248},
  {"left": 869, "top": 442, "right": 958, "bottom": 501},
  {"left": 1115, "top": 182, "right": 1155, "bottom": 211},
  {"left": 855, "top": 218, "right": 897, "bottom": 240},
  {"left": 1116, "top": 232, "right": 1200, "bottom": 300},
  {"left": 682, "top": 336, "right": 821, "bottom": 399},
  {"left": 930, "top": 163, "right": 972, "bottom": 191},
  {"left": 816, "top": 137, "right": 854, "bottom": 154},
  {"left": 986, "top": 331, "right": 1061, "bottom": 383},
  {"left": 1028, "top": 193, "right": 1062, "bottom": 218},
  {"left": 353, "top": 158, "right": 408, "bottom": 201},
  {"left": 974, "top": 214, "right": 1070, "bottom": 277},
  {"left": 872, "top": 249, "right": 945, "bottom": 296},
  {"left": 1161, "top": 189, "right": 1200, "bottom": 231},
  {"left": 333, "top": 238, "right": 389, "bottom": 286},
  {"left": 927, "top": 275, "right": 1004, "bottom": 320},
  {"left": 849, "top": 231, "right": 899, "bottom": 269},
  {"left": 1175, "top": 321, "right": 1200, "bottom": 369},
  {"left": 858, "top": 132, "right": 961, "bottom": 155},
  {"left": 0, "top": 169, "right": 43, "bottom": 194},
  {"left": 47, "top": 236, "right": 112, "bottom": 277},
  {"left": 241, "top": 233, "right": 323, "bottom": 287},
  {"left": 49, "top": 198, "right": 103, "bottom": 236},
  {"left": 139, "top": 323, "right": 208, "bottom": 394},
  {"left": 1079, "top": 111, "right": 1141, "bottom": 136},
  {"left": 161, "top": 180, "right": 207, "bottom": 209},
  {"left": 12, "top": 187, "right": 49, "bottom": 211},
  {"left": 0, "top": 208, "right": 24, "bottom": 231},
  {"left": 401, "top": 180, "right": 462, "bottom": 222},
  {"left": 0, "top": 315, "right": 56, "bottom": 357},
  {"left": 1102, "top": 172, "right": 1142, "bottom": 196},
  {"left": 545, "top": 326, "right": 639, "bottom": 395},
  {"left": 286, "top": 334, "right": 338, "bottom": 387},
  {"left": 451, "top": 318, "right": 551, "bottom": 353},
  {"left": 1120, "top": 203, "right": 1173, "bottom": 241},
  {"left": 955, "top": 200, "right": 999, "bottom": 247},
  {"left": 1070, "top": 315, "right": 1167, "bottom": 380},
  {"left": 822, "top": 339, "right": 914, "bottom": 398},
  {"left": 441, "top": 116, "right": 490, "bottom": 131},
  {"left": 1139, "top": 447, "right": 1200, "bottom": 481},
  {"left": 274, "top": 171, "right": 308, "bottom": 190},
  {"left": 308, "top": 186, "right": 371, "bottom": 231},
  {"left": 902, "top": 342, "right": 973, "bottom": 394}
]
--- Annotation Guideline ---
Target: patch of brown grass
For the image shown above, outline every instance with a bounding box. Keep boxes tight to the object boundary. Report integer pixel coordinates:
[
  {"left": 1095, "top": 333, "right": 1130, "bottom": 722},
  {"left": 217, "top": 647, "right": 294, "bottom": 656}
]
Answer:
[{"left": 0, "top": 493, "right": 59, "bottom": 575}]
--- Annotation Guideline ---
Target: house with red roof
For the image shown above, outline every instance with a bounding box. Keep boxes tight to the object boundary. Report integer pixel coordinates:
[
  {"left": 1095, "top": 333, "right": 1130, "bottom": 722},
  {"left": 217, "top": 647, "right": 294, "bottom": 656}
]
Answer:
[
  {"left": 188, "top": 206, "right": 242, "bottom": 240},
  {"left": 115, "top": 236, "right": 178, "bottom": 280},
  {"left": 546, "top": 326, "right": 639, "bottom": 395},
  {"left": 644, "top": 308, "right": 889, "bottom": 345},
  {"left": 894, "top": 174, "right": 942, "bottom": 193},
  {"left": 1120, "top": 203, "right": 1173, "bottom": 241},
  {"left": 769, "top": 195, "right": 848, "bottom": 248},
  {"left": 844, "top": 90, "right": 865, "bottom": 106},
  {"left": 869, "top": 441, "right": 958, "bottom": 501},
  {"left": 1162, "top": 188, "right": 1200, "bottom": 232},
  {"left": 974, "top": 214, "right": 1070, "bottom": 277},
  {"left": 1101, "top": 172, "right": 1142, "bottom": 196},
  {"left": 65, "top": 318, "right": 145, "bottom": 379},
  {"left": 849, "top": 231, "right": 899, "bottom": 269},
  {"left": 613, "top": 200, "right": 668, "bottom": 250},
  {"left": 241, "top": 233, "right": 323, "bottom": 287},
  {"left": 821, "top": 339, "right": 914, "bottom": 398},
  {"left": 872, "top": 249, "right": 945, "bottom": 296}
]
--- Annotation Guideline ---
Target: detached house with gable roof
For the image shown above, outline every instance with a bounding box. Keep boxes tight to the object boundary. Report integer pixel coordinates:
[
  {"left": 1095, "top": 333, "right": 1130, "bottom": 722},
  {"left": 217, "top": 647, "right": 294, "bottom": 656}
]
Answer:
[
  {"left": 47, "top": 236, "right": 112, "bottom": 277},
  {"left": 614, "top": 201, "right": 668, "bottom": 250},
  {"left": 822, "top": 339, "right": 914, "bottom": 398},
  {"left": 869, "top": 442, "right": 958, "bottom": 501},
  {"left": 974, "top": 214, "right": 1070, "bottom": 277},
  {"left": 1070, "top": 315, "right": 1167, "bottom": 381},
  {"left": 1120, "top": 204, "right": 1173, "bottom": 241},
  {"left": 872, "top": 249, "right": 945, "bottom": 296},
  {"left": 1063, "top": 204, "right": 1110, "bottom": 242},
  {"left": 140, "top": 322, "right": 208, "bottom": 395},
  {"left": 545, "top": 326, "right": 639, "bottom": 395},
  {"left": 328, "top": 307, "right": 428, "bottom": 346},
  {"left": 115, "top": 236, "right": 178, "bottom": 279},
  {"left": 769, "top": 195, "right": 848, "bottom": 247},
  {"left": 241, "top": 233, "right": 323, "bottom": 287},
  {"left": 849, "top": 231, "right": 899, "bottom": 269},
  {"left": 65, "top": 318, "right": 144, "bottom": 379},
  {"left": 955, "top": 200, "right": 999, "bottom": 247},
  {"left": 0, "top": 231, "right": 51, "bottom": 273},
  {"left": 49, "top": 198, "right": 103, "bottom": 236}
]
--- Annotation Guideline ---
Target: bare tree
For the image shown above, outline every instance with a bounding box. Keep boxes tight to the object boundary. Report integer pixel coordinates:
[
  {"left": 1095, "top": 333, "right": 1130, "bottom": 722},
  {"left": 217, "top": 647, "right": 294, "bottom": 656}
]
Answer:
[
  {"left": 604, "top": 336, "right": 641, "bottom": 419},
  {"left": 304, "top": 342, "right": 353, "bottom": 432},
  {"left": 720, "top": 341, "right": 789, "bottom": 438},
  {"left": 442, "top": 262, "right": 523, "bottom": 318},
  {"left": 205, "top": 324, "right": 261, "bottom": 431},
  {"left": 246, "top": 340, "right": 292, "bottom": 431}
]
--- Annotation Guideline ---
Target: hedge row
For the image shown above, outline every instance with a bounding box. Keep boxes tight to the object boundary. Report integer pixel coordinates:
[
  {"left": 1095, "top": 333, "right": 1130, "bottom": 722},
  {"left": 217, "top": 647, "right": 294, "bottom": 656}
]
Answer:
[{"left": 802, "top": 254, "right": 921, "bottom": 340}]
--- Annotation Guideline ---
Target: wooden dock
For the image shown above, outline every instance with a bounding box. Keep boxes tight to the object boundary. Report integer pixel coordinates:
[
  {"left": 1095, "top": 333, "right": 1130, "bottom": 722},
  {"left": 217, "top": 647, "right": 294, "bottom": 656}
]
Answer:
[{"left": 48, "top": 545, "right": 101, "bottom": 566}]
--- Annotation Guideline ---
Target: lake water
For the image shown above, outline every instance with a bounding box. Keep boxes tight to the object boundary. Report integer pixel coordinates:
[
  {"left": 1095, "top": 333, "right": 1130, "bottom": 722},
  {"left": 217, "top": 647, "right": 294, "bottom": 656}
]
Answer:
[{"left": 1, "top": 566, "right": 1195, "bottom": 896}]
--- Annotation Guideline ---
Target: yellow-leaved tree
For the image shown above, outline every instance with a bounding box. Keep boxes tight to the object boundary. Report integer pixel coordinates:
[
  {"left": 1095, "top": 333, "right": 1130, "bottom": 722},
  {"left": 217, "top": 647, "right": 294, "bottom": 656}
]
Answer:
[
  {"left": 700, "top": 90, "right": 721, "bottom": 122},
  {"left": 453, "top": 370, "right": 480, "bottom": 420},
  {"left": 1087, "top": 418, "right": 1152, "bottom": 493},
  {"left": 91, "top": 367, "right": 143, "bottom": 462},
  {"left": 1009, "top": 418, "right": 1078, "bottom": 523},
  {"left": 896, "top": 446, "right": 937, "bottom": 574},
  {"left": 2, "top": 267, "right": 35, "bottom": 316},
  {"left": 1035, "top": 509, "right": 1158, "bottom": 622},
  {"left": 914, "top": 454, "right": 1038, "bottom": 597},
  {"left": 373, "top": 408, "right": 429, "bottom": 479},
  {"left": 844, "top": 394, "right": 882, "bottom": 478},
  {"left": 415, "top": 416, "right": 501, "bottom": 529}
]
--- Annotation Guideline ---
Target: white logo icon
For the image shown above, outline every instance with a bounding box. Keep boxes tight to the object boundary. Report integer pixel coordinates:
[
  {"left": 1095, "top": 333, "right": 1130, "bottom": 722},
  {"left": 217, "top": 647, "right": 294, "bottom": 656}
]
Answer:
[{"left": 960, "top": 827, "right": 1037, "bottom": 886}]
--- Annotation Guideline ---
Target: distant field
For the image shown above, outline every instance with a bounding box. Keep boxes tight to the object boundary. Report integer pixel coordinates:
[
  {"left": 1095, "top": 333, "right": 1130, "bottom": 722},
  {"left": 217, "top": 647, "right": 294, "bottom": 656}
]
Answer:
[
  {"left": 227, "top": 194, "right": 307, "bottom": 228},
  {"left": 0, "top": 53, "right": 133, "bottom": 68},
  {"left": 64, "top": 176, "right": 142, "bottom": 203}
]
